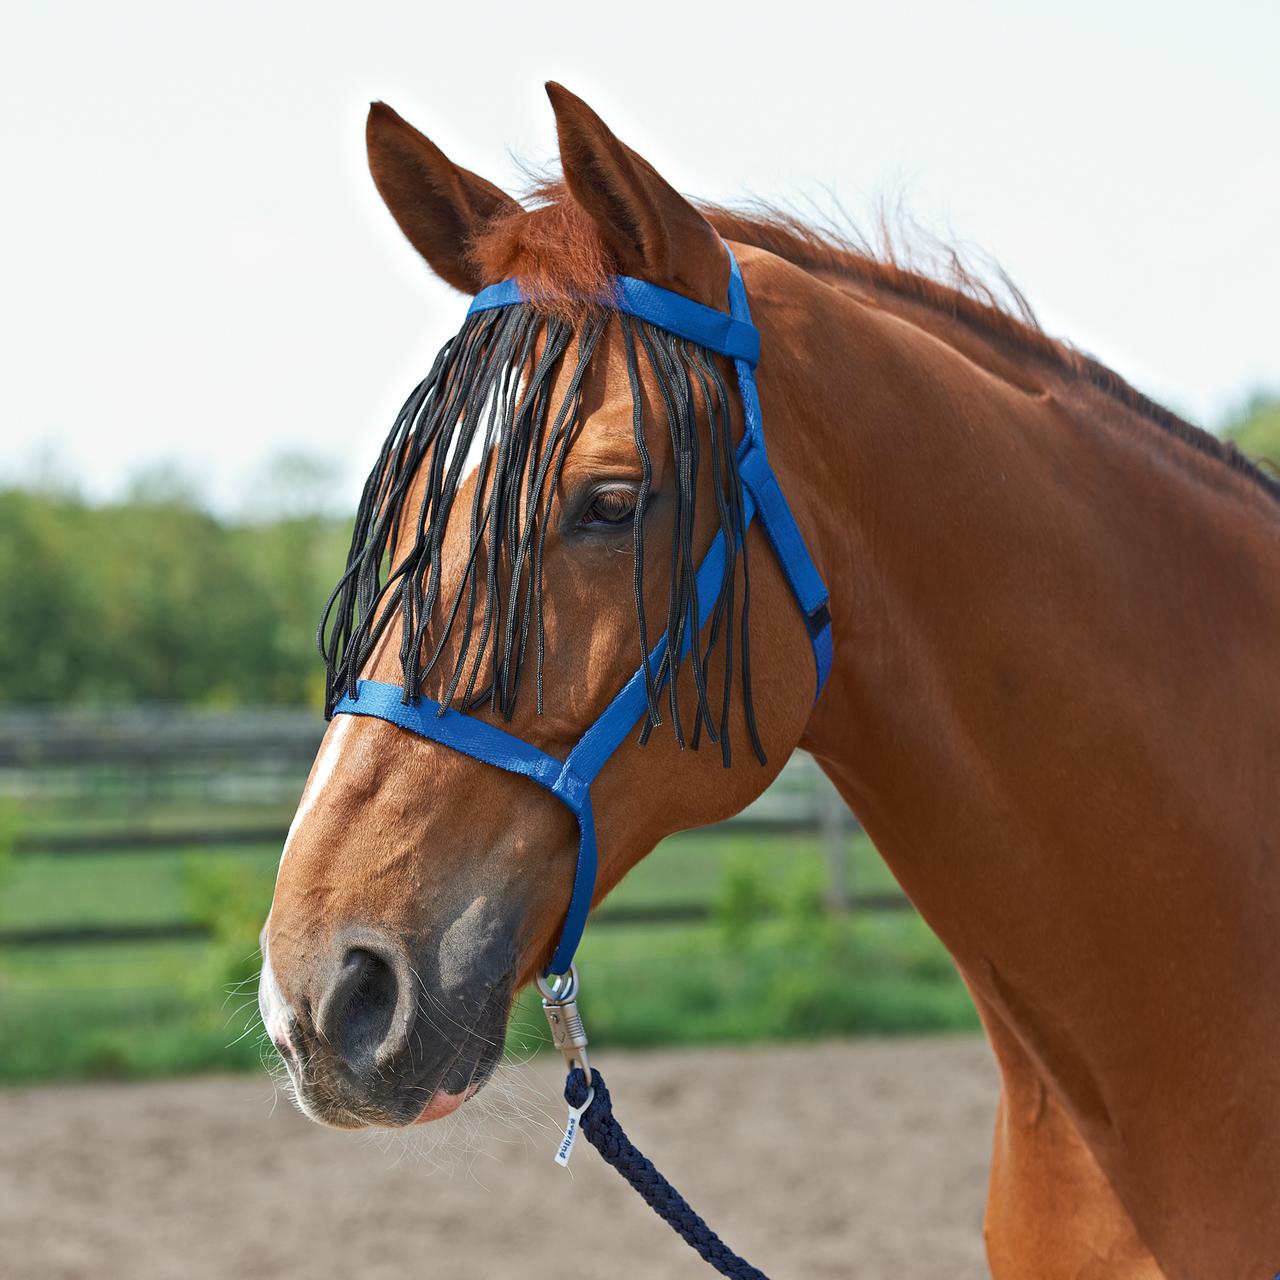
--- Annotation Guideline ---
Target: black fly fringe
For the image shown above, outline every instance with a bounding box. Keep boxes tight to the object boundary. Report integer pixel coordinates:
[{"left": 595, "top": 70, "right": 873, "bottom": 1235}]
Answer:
[{"left": 319, "top": 303, "right": 765, "bottom": 767}]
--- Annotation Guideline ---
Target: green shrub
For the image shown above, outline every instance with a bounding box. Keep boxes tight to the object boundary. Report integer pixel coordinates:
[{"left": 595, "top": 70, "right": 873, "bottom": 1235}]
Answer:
[
  {"left": 713, "top": 848, "right": 779, "bottom": 949},
  {"left": 181, "top": 855, "right": 275, "bottom": 1044}
]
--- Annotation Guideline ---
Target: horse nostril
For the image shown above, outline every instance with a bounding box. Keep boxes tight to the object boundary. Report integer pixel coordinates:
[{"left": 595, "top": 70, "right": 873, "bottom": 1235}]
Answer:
[{"left": 315, "top": 941, "right": 414, "bottom": 1071}]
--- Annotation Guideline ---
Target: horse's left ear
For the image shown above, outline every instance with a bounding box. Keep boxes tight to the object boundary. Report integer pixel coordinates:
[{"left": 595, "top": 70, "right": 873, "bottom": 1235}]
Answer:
[{"left": 545, "top": 82, "right": 728, "bottom": 305}]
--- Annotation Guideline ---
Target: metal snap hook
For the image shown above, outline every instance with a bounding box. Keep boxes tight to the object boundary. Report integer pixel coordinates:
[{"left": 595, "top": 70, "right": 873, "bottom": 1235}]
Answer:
[{"left": 538, "top": 961, "right": 590, "bottom": 1083}]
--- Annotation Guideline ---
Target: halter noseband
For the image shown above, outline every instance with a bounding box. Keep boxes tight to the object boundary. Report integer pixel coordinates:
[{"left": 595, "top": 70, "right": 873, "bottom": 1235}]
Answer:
[{"left": 332, "top": 246, "right": 832, "bottom": 976}]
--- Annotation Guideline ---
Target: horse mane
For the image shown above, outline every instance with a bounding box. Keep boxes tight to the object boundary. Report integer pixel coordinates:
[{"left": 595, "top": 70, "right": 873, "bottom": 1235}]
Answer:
[{"left": 471, "top": 183, "right": 1280, "bottom": 506}]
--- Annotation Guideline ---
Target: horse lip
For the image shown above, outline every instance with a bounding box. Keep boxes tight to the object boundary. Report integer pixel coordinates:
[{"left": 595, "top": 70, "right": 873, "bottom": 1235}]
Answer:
[
  {"left": 413, "top": 1080, "right": 482, "bottom": 1124},
  {"left": 286, "top": 1031, "right": 500, "bottom": 1130},
  {"left": 293, "top": 1068, "right": 487, "bottom": 1130}
]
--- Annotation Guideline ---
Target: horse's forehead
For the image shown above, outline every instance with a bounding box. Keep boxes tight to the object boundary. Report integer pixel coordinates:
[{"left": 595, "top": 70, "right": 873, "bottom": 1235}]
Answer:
[
  {"left": 560, "top": 317, "right": 639, "bottom": 395},
  {"left": 544, "top": 319, "right": 672, "bottom": 449}
]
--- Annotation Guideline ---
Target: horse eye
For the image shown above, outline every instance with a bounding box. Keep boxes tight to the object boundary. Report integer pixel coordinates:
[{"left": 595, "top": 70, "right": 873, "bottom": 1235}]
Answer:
[{"left": 579, "top": 487, "right": 638, "bottom": 528}]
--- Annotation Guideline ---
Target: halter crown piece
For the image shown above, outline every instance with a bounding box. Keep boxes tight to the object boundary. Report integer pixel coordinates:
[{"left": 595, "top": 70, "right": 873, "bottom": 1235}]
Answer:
[{"left": 332, "top": 245, "right": 831, "bottom": 977}]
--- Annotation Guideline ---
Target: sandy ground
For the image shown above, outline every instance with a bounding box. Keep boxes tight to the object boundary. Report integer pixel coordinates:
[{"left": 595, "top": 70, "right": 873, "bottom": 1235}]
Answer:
[{"left": 1, "top": 1038, "right": 997, "bottom": 1280}]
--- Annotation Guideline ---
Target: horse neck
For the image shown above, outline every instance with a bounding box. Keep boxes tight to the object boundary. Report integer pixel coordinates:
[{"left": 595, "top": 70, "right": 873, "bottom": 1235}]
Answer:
[{"left": 764, "top": 260, "right": 1280, "bottom": 1205}]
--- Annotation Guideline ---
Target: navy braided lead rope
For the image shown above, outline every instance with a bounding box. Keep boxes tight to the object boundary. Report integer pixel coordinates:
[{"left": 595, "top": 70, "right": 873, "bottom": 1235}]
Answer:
[{"left": 564, "top": 1067, "right": 770, "bottom": 1279}]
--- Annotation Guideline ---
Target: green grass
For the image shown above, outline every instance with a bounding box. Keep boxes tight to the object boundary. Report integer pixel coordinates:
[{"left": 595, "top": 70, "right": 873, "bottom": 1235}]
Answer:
[
  {"left": 0, "top": 832, "right": 897, "bottom": 931},
  {"left": 0, "top": 831, "right": 978, "bottom": 1084},
  {"left": 605, "top": 830, "right": 901, "bottom": 903},
  {"left": 0, "top": 846, "right": 276, "bottom": 929},
  {"left": 524, "top": 911, "right": 976, "bottom": 1050},
  {"left": 0, "top": 942, "right": 268, "bottom": 1081}
]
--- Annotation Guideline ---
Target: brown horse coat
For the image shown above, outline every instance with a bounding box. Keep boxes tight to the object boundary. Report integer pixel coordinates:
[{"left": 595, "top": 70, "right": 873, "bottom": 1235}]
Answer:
[{"left": 263, "top": 85, "right": 1280, "bottom": 1278}]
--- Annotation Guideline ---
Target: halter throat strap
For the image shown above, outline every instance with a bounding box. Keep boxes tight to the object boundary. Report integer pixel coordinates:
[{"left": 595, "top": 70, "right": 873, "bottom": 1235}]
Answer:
[{"left": 334, "top": 247, "right": 831, "bottom": 975}]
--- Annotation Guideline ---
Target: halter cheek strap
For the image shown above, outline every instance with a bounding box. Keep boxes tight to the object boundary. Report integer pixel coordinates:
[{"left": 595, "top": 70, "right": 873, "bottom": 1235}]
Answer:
[{"left": 334, "top": 246, "right": 831, "bottom": 976}]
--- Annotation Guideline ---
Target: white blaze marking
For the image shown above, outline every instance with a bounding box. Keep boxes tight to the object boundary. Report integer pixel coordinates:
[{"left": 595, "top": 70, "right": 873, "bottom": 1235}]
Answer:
[
  {"left": 280, "top": 716, "right": 352, "bottom": 865},
  {"left": 257, "top": 937, "right": 292, "bottom": 1050},
  {"left": 272, "top": 427, "right": 491, "bottom": 873}
]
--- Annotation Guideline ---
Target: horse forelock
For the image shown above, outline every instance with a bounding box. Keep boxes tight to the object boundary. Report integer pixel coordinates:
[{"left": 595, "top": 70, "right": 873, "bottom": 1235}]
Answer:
[
  {"left": 468, "top": 185, "right": 617, "bottom": 320},
  {"left": 319, "top": 297, "right": 764, "bottom": 764}
]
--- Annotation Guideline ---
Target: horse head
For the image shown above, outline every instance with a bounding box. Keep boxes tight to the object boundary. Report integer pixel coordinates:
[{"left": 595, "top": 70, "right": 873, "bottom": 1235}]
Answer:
[{"left": 259, "top": 85, "right": 824, "bottom": 1128}]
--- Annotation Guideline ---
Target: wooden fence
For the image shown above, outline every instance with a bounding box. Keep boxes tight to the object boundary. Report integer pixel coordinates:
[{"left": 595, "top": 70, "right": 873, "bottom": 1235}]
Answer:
[{"left": 0, "top": 706, "right": 903, "bottom": 947}]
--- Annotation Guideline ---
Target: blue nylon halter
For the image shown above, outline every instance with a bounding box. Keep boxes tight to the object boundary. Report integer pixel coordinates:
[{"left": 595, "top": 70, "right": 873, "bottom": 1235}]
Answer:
[{"left": 333, "top": 246, "right": 832, "bottom": 976}]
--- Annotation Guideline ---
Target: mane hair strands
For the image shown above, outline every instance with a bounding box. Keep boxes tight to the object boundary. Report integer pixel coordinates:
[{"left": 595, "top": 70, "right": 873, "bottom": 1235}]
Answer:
[{"left": 319, "top": 303, "right": 764, "bottom": 767}]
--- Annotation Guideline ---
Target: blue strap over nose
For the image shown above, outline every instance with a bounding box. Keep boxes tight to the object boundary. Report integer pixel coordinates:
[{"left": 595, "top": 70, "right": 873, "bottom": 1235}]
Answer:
[
  {"left": 333, "top": 245, "right": 831, "bottom": 976},
  {"left": 335, "top": 678, "right": 600, "bottom": 977}
]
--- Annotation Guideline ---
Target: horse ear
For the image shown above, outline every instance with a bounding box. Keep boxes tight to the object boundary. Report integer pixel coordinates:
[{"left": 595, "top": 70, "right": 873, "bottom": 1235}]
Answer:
[
  {"left": 545, "top": 82, "right": 727, "bottom": 305},
  {"left": 366, "top": 102, "right": 519, "bottom": 295}
]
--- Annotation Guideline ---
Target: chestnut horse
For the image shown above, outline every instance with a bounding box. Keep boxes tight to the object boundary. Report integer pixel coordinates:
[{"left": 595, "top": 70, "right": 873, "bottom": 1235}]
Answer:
[{"left": 260, "top": 84, "right": 1280, "bottom": 1278}]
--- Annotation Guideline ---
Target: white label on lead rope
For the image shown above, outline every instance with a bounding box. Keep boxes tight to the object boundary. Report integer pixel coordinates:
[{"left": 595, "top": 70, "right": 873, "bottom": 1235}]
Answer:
[{"left": 555, "top": 1087, "right": 594, "bottom": 1168}]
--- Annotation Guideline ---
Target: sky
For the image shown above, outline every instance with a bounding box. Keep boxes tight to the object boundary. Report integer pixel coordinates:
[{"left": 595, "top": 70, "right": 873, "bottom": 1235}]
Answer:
[{"left": 2, "top": 0, "right": 1277, "bottom": 512}]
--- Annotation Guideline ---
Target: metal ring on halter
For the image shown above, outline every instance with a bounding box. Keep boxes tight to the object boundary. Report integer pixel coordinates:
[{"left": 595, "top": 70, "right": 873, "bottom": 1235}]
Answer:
[{"left": 536, "top": 962, "right": 580, "bottom": 1004}]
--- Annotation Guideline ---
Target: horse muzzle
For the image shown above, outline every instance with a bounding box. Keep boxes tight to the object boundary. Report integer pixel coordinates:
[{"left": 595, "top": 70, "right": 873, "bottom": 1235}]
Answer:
[{"left": 259, "top": 920, "right": 512, "bottom": 1129}]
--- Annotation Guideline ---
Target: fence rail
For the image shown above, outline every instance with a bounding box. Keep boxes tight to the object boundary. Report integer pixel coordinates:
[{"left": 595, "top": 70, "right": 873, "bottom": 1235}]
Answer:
[
  {"left": 0, "top": 894, "right": 913, "bottom": 949},
  {"left": 0, "top": 705, "right": 906, "bottom": 951},
  {"left": 0, "top": 705, "right": 325, "bottom": 767},
  {"left": 13, "top": 813, "right": 845, "bottom": 856}
]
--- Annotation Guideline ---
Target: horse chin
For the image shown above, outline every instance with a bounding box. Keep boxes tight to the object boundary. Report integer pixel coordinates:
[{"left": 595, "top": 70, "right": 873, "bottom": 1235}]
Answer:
[
  {"left": 283, "top": 1040, "right": 500, "bottom": 1131},
  {"left": 290, "top": 1072, "right": 487, "bottom": 1131}
]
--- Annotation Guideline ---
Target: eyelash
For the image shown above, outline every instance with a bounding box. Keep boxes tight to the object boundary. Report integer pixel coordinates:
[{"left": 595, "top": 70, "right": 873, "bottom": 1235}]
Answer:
[{"left": 579, "top": 487, "right": 639, "bottom": 528}]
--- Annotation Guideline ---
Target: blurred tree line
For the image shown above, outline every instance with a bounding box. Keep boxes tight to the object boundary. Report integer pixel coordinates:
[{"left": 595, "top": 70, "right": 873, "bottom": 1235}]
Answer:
[
  {"left": 0, "top": 454, "right": 350, "bottom": 707},
  {"left": 0, "top": 397, "right": 1276, "bottom": 708},
  {"left": 1225, "top": 391, "right": 1280, "bottom": 470}
]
